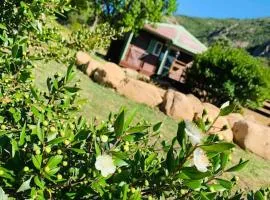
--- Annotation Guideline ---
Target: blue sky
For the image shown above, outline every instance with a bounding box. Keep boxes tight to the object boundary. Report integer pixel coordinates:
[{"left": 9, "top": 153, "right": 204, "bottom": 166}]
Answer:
[{"left": 176, "top": 0, "right": 270, "bottom": 19}]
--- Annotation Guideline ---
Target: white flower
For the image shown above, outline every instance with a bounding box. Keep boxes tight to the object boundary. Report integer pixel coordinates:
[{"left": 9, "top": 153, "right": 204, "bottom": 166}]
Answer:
[
  {"left": 184, "top": 120, "right": 203, "bottom": 145},
  {"left": 193, "top": 148, "right": 210, "bottom": 172},
  {"left": 95, "top": 154, "right": 116, "bottom": 177},
  {"left": 220, "top": 101, "right": 230, "bottom": 109}
]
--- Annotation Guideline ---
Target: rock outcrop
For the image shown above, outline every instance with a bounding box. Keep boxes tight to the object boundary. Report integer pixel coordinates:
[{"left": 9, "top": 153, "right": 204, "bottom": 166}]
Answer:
[
  {"left": 161, "top": 89, "right": 194, "bottom": 121},
  {"left": 76, "top": 51, "right": 91, "bottom": 65},
  {"left": 232, "top": 120, "right": 270, "bottom": 160},
  {"left": 117, "top": 78, "right": 165, "bottom": 107},
  {"left": 92, "top": 62, "right": 126, "bottom": 89}
]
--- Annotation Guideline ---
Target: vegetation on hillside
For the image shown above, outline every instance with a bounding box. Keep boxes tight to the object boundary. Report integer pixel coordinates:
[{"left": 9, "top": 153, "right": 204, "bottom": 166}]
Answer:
[{"left": 167, "top": 15, "right": 270, "bottom": 60}]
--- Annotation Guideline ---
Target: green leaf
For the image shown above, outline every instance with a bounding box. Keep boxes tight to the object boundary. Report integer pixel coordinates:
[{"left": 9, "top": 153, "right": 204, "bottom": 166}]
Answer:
[
  {"left": 65, "top": 64, "right": 75, "bottom": 83},
  {"left": 35, "top": 122, "right": 44, "bottom": 144},
  {"left": 12, "top": 44, "right": 19, "bottom": 58},
  {"left": 32, "top": 155, "right": 42, "bottom": 170},
  {"left": 0, "top": 187, "right": 8, "bottom": 200},
  {"left": 17, "top": 176, "right": 33, "bottom": 193},
  {"left": 208, "top": 184, "right": 226, "bottom": 192},
  {"left": 47, "top": 167, "right": 60, "bottom": 176},
  {"left": 176, "top": 121, "right": 186, "bottom": 150},
  {"left": 46, "top": 155, "right": 63, "bottom": 169},
  {"left": 166, "top": 138, "right": 177, "bottom": 173},
  {"left": 184, "top": 179, "right": 202, "bottom": 190},
  {"left": 0, "top": 23, "right": 7, "bottom": 30},
  {"left": 180, "top": 167, "right": 211, "bottom": 180},
  {"left": 126, "top": 125, "right": 149, "bottom": 134},
  {"left": 113, "top": 157, "right": 128, "bottom": 167},
  {"left": 124, "top": 108, "right": 137, "bottom": 130},
  {"left": 145, "top": 153, "right": 157, "bottom": 168},
  {"left": 64, "top": 87, "right": 80, "bottom": 93},
  {"left": 220, "top": 151, "right": 230, "bottom": 169},
  {"left": 220, "top": 104, "right": 235, "bottom": 116},
  {"left": 226, "top": 160, "right": 249, "bottom": 172},
  {"left": 34, "top": 176, "right": 45, "bottom": 189},
  {"left": 30, "top": 86, "right": 39, "bottom": 101},
  {"left": 216, "top": 178, "right": 233, "bottom": 189},
  {"left": 153, "top": 122, "right": 162, "bottom": 132},
  {"left": 19, "top": 123, "right": 26, "bottom": 146},
  {"left": 114, "top": 110, "right": 125, "bottom": 136},
  {"left": 254, "top": 191, "right": 265, "bottom": 200},
  {"left": 95, "top": 140, "right": 101, "bottom": 156},
  {"left": 48, "top": 137, "right": 67, "bottom": 146},
  {"left": 71, "top": 148, "right": 86, "bottom": 154},
  {"left": 11, "top": 139, "right": 18, "bottom": 157},
  {"left": 201, "top": 142, "right": 235, "bottom": 153}
]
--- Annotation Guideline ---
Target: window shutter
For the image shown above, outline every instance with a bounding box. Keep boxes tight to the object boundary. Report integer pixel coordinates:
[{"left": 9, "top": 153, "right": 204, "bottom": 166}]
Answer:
[{"left": 147, "top": 39, "right": 156, "bottom": 53}]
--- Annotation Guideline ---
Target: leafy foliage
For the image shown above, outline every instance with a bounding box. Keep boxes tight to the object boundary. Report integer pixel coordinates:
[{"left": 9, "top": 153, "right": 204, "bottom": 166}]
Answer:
[
  {"left": 0, "top": 0, "right": 269, "bottom": 199},
  {"left": 186, "top": 44, "right": 270, "bottom": 108},
  {"left": 70, "top": 0, "right": 177, "bottom": 32}
]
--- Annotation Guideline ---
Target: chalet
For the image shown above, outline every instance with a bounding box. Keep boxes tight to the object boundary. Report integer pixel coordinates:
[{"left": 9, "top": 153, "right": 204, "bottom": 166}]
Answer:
[{"left": 106, "top": 23, "right": 207, "bottom": 82}]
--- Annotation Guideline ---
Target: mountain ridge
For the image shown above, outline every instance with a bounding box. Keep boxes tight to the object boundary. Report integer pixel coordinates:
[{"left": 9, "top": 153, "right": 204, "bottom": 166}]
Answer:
[{"left": 165, "top": 15, "right": 270, "bottom": 63}]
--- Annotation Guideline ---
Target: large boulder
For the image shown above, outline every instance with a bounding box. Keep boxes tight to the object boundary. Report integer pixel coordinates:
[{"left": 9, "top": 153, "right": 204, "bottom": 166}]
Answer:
[
  {"left": 117, "top": 78, "right": 165, "bottom": 107},
  {"left": 85, "top": 59, "right": 103, "bottom": 76},
  {"left": 92, "top": 62, "right": 126, "bottom": 89},
  {"left": 203, "top": 103, "right": 233, "bottom": 142},
  {"left": 226, "top": 113, "right": 244, "bottom": 128},
  {"left": 232, "top": 120, "right": 270, "bottom": 160},
  {"left": 161, "top": 89, "right": 194, "bottom": 120},
  {"left": 76, "top": 51, "right": 91, "bottom": 65},
  {"left": 186, "top": 94, "right": 204, "bottom": 116}
]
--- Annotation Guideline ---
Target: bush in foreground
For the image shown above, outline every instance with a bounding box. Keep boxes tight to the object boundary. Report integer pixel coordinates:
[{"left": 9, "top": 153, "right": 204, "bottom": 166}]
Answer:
[{"left": 186, "top": 44, "right": 270, "bottom": 108}]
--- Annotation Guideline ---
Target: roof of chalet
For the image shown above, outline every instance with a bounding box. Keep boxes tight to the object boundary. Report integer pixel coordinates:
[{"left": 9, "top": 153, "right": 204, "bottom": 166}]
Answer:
[{"left": 144, "top": 23, "right": 207, "bottom": 54}]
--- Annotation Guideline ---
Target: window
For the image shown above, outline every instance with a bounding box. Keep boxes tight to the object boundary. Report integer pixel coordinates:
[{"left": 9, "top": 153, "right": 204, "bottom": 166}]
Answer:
[
  {"left": 152, "top": 41, "right": 163, "bottom": 56},
  {"left": 147, "top": 39, "right": 163, "bottom": 56}
]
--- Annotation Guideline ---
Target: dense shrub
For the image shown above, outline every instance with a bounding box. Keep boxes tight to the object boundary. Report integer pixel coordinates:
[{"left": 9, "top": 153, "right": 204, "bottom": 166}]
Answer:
[{"left": 186, "top": 44, "right": 270, "bottom": 108}]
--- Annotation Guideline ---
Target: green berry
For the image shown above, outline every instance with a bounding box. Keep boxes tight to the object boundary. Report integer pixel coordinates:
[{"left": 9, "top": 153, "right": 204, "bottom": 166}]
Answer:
[
  {"left": 60, "top": 131, "right": 65, "bottom": 137},
  {"left": 1, "top": 125, "right": 6, "bottom": 130},
  {"left": 130, "top": 187, "right": 136, "bottom": 193},
  {"left": 50, "top": 126, "right": 56, "bottom": 132},
  {"left": 43, "top": 121, "right": 49, "bottom": 127},
  {"left": 35, "top": 149, "right": 41, "bottom": 155},
  {"left": 144, "top": 180, "right": 149, "bottom": 186},
  {"left": 23, "top": 166, "right": 29, "bottom": 172},
  {"left": 100, "top": 135, "right": 108, "bottom": 143},
  {"left": 57, "top": 174, "right": 63, "bottom": 180},
  {"left": 63, "top": 161, "right": 68, "bottom": 166},
  {"left": 0, "top": 170, "right": 4, "bottom": 175},
  {"left": 45, "top": 146, "right": 51, "bottom": 153},
  {"left": 57, "top": 149, "right": 62, "bottom": 155},
  {"left": 123, "top": 145, "right": 129, "bottom": 152},
  {"left": 44, "top": 166, "right": 50, "bottom": 173},
  {"left": 64, "top": 140, "right": 70, "bottom": 146}
]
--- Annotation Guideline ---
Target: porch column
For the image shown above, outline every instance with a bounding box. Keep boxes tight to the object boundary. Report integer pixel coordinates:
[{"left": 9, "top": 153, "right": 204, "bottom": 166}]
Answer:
[
  {"left": 157, "top": 47, "right": 169, "bottom": 75},
  {"left": 119, "top": 32, "right": 134, "bottom": 61}
]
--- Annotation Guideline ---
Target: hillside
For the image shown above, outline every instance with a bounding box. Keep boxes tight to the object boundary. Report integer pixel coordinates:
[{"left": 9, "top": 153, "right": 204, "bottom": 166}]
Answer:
[{"left": 166, "top": 15, "right": 270, "bottom": 60}]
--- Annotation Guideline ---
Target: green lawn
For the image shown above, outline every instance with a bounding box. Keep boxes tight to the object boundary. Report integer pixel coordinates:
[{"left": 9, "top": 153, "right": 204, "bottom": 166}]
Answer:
[{"left": 33, "top": 60, "right": 270, "bottom": 190}]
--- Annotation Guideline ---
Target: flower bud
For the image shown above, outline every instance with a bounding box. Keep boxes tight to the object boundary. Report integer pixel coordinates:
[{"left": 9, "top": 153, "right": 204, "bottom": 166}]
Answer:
[{"left": 100, "top": 135, "right": 108, "bottom": 143}]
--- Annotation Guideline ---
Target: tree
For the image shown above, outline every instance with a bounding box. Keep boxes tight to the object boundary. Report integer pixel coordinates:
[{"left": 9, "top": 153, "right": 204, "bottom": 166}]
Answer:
[{"left": 71, "top": 0, "right": 177, "bottom": 32}]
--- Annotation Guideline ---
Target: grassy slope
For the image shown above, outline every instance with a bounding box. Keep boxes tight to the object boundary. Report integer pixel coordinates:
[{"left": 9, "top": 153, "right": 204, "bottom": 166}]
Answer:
[{"left": 33, "top": 60, "right": 270, "bottom": 190}]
